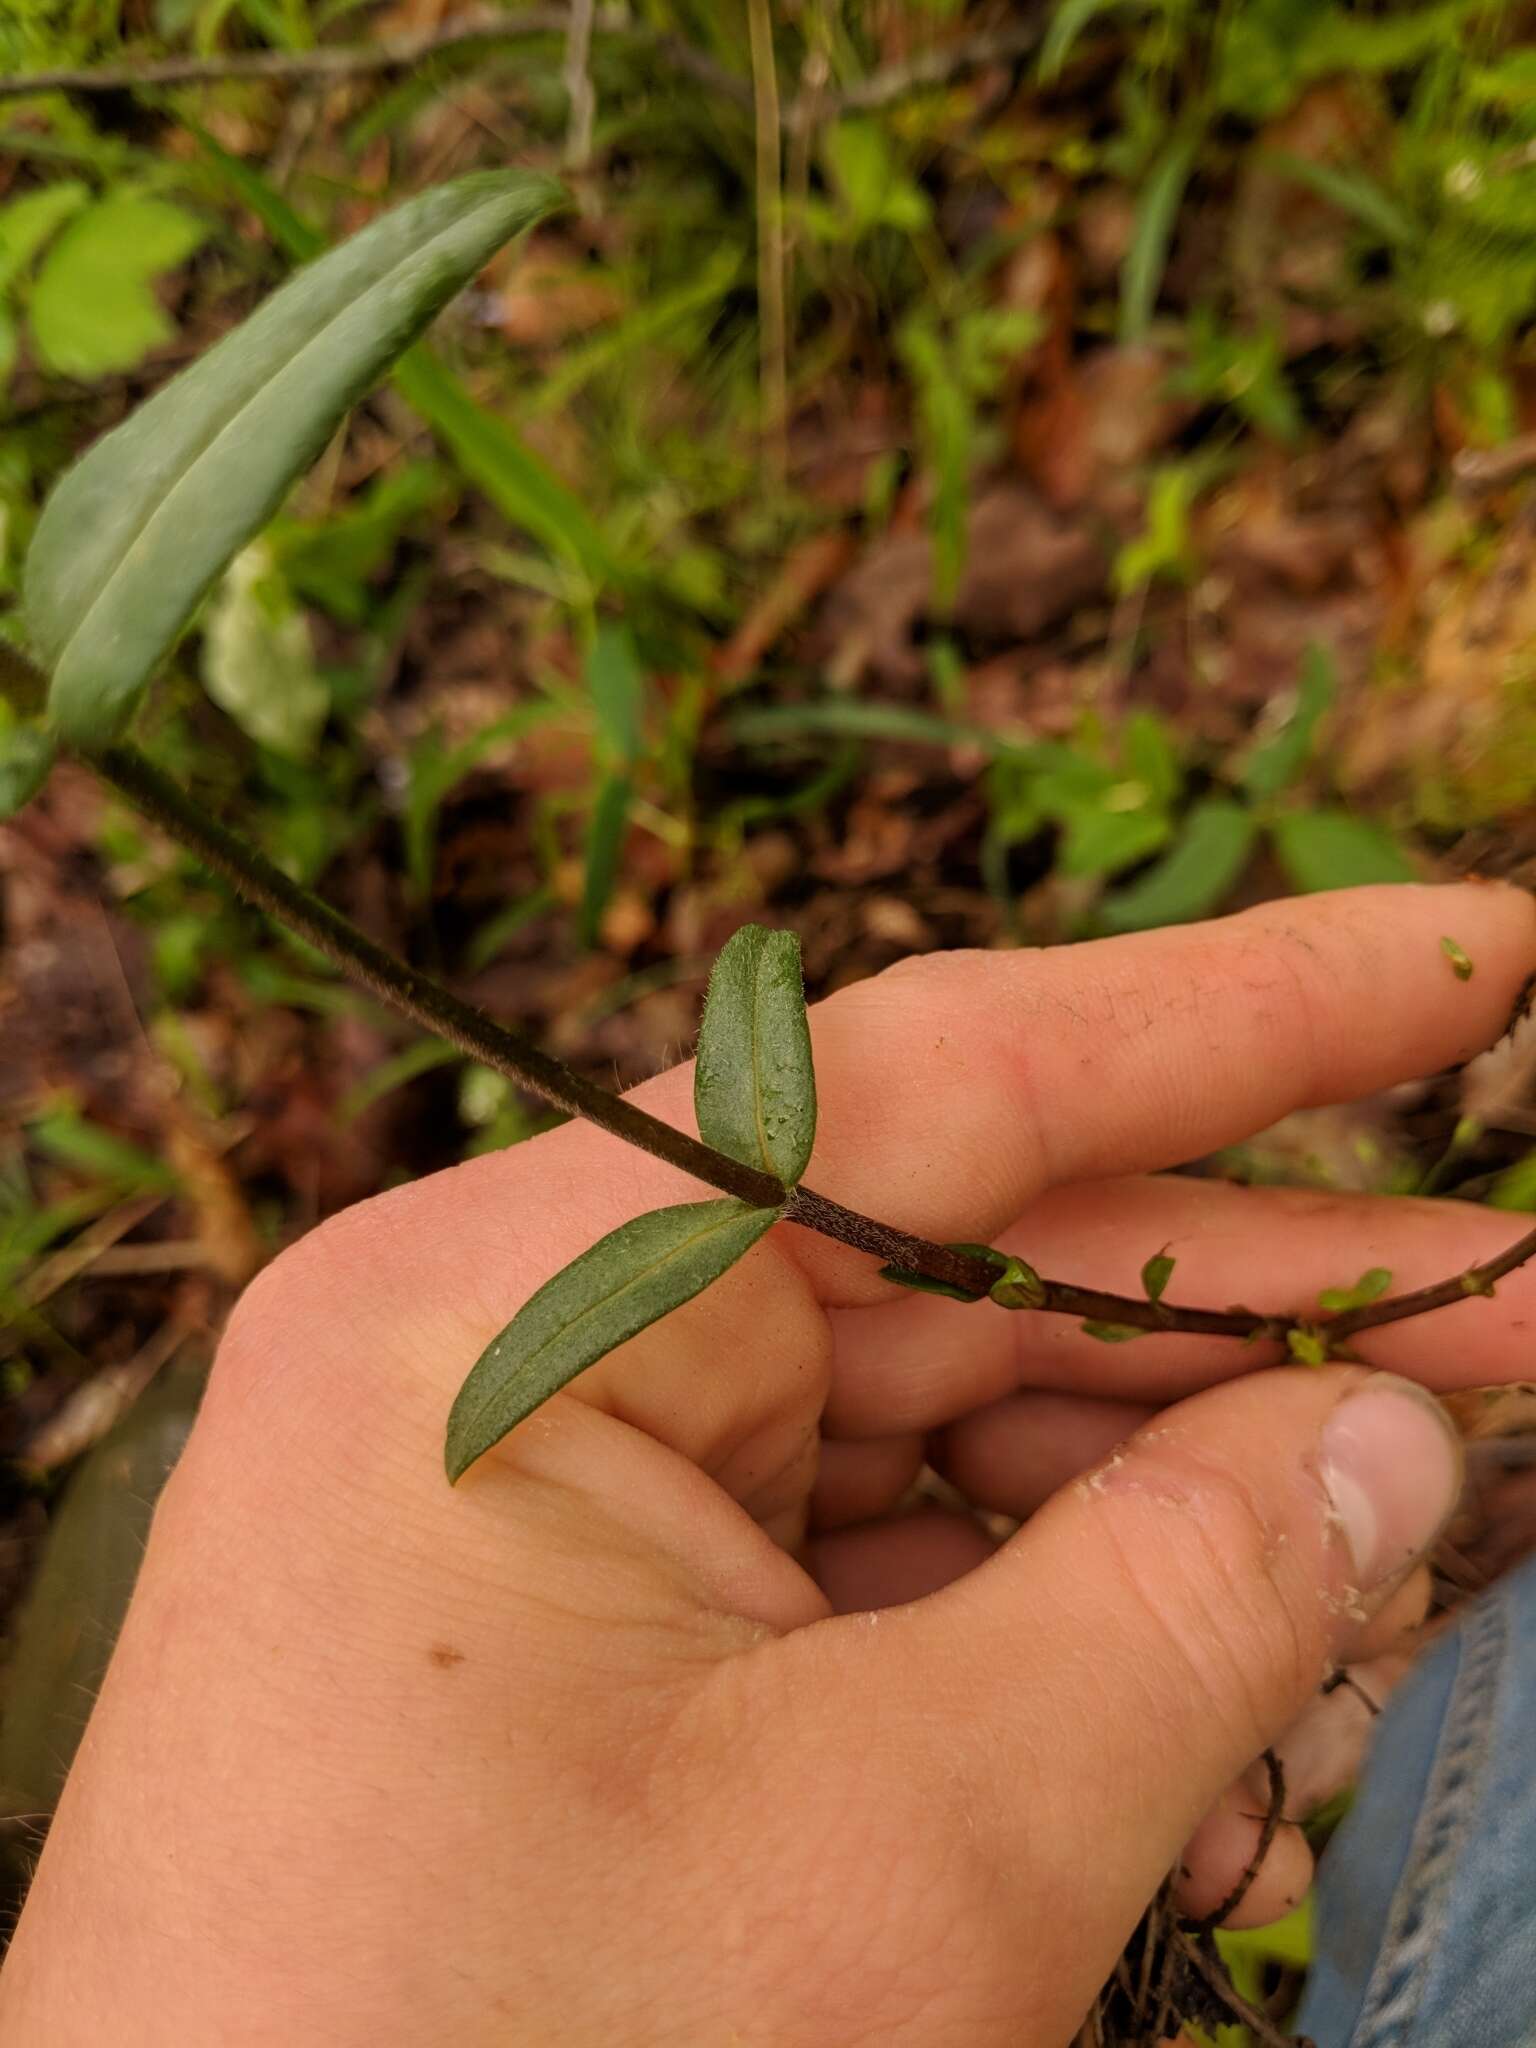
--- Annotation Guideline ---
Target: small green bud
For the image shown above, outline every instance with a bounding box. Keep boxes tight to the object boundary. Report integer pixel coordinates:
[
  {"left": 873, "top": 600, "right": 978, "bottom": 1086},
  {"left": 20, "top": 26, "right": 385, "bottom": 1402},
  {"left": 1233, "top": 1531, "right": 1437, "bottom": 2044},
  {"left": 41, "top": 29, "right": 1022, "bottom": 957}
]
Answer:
[
  {"left": 1287, "top": 1326, "right": 1329, "bottom": 1367},
  {"left": 1141, "top": 1249, "right": 1175, "bottom": 1304},
  {"left": 989, "top": 1256, "right": 1046, "bottom": 1310}
]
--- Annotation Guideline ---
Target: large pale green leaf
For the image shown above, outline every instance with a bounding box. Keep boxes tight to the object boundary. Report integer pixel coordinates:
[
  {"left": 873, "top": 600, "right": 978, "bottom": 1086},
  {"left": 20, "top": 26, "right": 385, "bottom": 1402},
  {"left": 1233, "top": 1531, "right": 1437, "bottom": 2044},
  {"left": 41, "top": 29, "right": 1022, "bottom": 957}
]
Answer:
[
  {"left": 694, "top": 924, "right": 817, "bottom": 1187},
  {"left": 446, "top": 1198, "right": 778, "bottom": 1479},
  {"left": 0, "top": 180, "right": 88, "bottom": 294},
  {"left": 201, "top": 541, "right": 328, "bottom": 759},
  {"left": 187, "top": 127, "right": 622, "bottom": 591},
  {"left": 29, "top": 194, "right": 207, "bottom": 381},
  {"left": 27, "top": 169, "right": 564, "bottom": 747}
]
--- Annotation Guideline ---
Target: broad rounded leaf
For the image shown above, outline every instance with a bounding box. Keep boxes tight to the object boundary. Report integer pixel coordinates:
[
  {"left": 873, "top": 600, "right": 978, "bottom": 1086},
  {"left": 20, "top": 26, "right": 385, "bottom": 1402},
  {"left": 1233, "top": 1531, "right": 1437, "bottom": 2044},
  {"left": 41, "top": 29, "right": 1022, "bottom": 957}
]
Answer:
[
  {"left": 446, "top": 1198, "right": 778, "bottom": 1481},
  {"left": 29, "top": 194, "right": 207, "bottom": 381},
  {"left": 27, "top": 169, "right": 565, "bottom": 747},
  {"left": 694, "top": 924, "right": 817, "bottom": 1186}
]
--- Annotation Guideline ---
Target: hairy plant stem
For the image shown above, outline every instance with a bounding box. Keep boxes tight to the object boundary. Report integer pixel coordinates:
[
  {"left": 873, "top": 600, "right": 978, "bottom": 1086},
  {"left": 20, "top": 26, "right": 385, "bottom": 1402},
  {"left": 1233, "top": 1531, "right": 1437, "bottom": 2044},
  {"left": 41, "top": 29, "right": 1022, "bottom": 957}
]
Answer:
[
  {"left": 83, "top": 742, "right": 1536, "bottom": 1341},
  {"left": 6, "top": 627, "right": 1536, "bottom": 1342}
]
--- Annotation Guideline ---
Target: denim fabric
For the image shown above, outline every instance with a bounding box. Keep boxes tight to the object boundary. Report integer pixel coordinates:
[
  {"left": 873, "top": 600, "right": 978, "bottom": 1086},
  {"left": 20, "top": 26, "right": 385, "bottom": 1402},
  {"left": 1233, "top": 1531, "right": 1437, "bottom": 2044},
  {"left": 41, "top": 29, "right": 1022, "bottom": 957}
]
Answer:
[{"left": 1297, "top": 1549, "right": 1536, "bottom": 2046}]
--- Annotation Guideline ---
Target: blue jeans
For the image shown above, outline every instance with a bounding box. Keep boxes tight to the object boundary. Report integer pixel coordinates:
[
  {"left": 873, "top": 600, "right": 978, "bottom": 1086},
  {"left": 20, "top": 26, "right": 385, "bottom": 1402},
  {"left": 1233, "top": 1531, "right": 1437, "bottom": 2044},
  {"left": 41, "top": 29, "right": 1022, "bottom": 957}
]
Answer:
[{"left": 1297, "top": 1549, "right": 1536, "bottom": 2045}]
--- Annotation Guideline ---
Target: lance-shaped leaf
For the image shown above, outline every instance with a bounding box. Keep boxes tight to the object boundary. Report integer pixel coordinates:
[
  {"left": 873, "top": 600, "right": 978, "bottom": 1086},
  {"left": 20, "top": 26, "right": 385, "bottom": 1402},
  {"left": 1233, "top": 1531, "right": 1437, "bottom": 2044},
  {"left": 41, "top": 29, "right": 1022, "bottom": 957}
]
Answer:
[
  {"left": 694, "top": 924, "right": 817, "bottom": 1187},
  {"left": 446, "top": 1198, "right": 778, "bottom": 1481},
  {"left": 27, "top": 169, "right": 565, "bottom": 747}
]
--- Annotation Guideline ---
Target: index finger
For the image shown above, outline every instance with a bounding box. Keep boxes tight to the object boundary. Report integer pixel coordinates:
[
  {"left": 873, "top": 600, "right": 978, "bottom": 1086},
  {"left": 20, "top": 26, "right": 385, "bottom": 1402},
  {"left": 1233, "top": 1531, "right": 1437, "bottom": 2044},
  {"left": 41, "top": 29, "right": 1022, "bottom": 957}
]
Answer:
[{"left": 777, "top": 882, "right": 1534, "bottom": 1305}]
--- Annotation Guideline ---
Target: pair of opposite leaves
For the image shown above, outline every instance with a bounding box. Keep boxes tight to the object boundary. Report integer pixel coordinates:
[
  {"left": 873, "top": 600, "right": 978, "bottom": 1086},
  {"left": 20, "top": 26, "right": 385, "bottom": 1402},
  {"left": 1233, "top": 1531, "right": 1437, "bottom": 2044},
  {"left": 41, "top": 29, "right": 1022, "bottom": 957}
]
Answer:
[{"left": 445, "top": 923, "right": 817, "bottom": 1480}]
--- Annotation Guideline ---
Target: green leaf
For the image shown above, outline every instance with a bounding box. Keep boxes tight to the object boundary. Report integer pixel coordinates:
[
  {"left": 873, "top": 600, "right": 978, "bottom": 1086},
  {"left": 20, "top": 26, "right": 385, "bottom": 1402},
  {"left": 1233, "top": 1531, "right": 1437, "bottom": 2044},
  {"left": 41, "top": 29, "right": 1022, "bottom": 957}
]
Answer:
[
  {"left": 1265, "top": 150, "right": 1417, "bottom": 248},
  {"left": 184, "top": 117, "right": 326, "bottom": 262},
  {"left": 188, "top": 129, "right": 624, "bottom": 594},
  {"left": 1270, "top": 810, "right": 1416, "bottom": 893},
  {"left": 1056, "top": 798, "right": 1171, "bottom": 879},
  {"left": 391, "top": 345, "right": 623, "bottom": 591},
  {"left": 1082, "top": 1320, "right": 1145, "bottom": 1343},
  {"left": 27, "top": 170, "right": 565, "bottom": 748},
  {"left": 1318, "top": 1267, "right": 1393, "bottom": 1314},
  {"left": 1123, "top": 709, "right": 1182, "bottom": 808},
  {"left": 0, "top": 718, "right": 55, "bottom": 816},
  {"left": 1488, "top": 1147, "right": 1536, "bottom": 1212},
  {"left": 0, "top": 181, "right": 88, "bottom": 294},
  {"left": 1120, "top": 134, "right": 1197, "bottom": 342},
  {"left": 445, "top": 1198, "right": 778, "bottom": 1479},
  {"left": 1242, "top": 643, "right": 1337, "bottom": 802},
  {"left": 1141, "top": 1250, "right": 1175, "bottom": 1303},
  {"left": 1097, "top": 800, "right": 1258, "bottom": 934},
  {"left": 694, "top": 924, "right": 817, "bottom": 1187},
  {"left": 29, "top": 195, "right": 207, "bottom": 380},
  {"left": 1038, "top": 0, "right": 1116, "bottom": 80},
  {"left": 578, "top": 771, "right": 631, "bottom": 949},
  {"left": 823, "top": 119, "right": 930, "bottom": 232},
  {"left": 1441, "top": 935, "right": 1475, "bottom": 981},
  {"left": 586, "top": 621, "right": 644, "bottom": 765},
  {"left": 200, "top": 541, "right": 328, "bottom": 759}
]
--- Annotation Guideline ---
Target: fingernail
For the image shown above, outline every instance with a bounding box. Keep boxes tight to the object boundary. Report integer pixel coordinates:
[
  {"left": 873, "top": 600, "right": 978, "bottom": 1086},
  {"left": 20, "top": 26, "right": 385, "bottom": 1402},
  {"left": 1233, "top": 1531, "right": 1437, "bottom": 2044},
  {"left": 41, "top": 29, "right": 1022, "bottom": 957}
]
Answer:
[{"left": 1317, "top": 1374, "right": 1463, "bottom": 1592}]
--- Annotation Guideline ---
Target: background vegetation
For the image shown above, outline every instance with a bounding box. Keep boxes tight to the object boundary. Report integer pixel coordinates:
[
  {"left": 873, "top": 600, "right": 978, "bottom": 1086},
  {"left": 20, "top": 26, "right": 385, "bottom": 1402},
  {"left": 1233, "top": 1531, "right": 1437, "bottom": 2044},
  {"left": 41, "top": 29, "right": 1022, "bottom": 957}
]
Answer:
[{"left": 7, "top": 0, "right": 1536, "bottom": 2024}]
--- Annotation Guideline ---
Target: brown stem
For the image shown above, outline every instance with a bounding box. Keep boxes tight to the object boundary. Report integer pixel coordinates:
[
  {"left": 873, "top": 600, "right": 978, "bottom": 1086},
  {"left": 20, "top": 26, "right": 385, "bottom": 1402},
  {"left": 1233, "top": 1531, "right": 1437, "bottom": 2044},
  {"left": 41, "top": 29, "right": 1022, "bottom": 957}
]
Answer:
[
  {"left": 0, "top": 9, "right": 749, "bottom": 106},
  {"left": 8, "top": 636, "right": 1536, "bottom": 1341},
  {"left": 0, "top": 9, "right": 1048, "bottom": 127},
  {"left": 67, "top": 744, "right": 1536, "bottom": 1337}
]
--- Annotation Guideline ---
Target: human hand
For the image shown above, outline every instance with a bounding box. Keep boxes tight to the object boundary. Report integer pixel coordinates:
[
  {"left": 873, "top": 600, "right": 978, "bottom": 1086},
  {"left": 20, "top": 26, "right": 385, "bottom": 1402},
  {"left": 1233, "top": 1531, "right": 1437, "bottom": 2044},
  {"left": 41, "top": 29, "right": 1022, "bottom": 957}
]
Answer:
[{"left": 5, "top": 884, "right": 1533, "bottom": 2046}]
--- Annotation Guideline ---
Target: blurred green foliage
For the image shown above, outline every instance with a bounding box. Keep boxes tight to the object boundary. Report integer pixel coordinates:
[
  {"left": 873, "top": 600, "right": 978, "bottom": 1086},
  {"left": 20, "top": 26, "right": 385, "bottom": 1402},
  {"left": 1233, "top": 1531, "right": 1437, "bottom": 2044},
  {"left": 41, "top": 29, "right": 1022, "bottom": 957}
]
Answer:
[{"left": 1, "top": 0, "right": 1534, "bottom": 1162}]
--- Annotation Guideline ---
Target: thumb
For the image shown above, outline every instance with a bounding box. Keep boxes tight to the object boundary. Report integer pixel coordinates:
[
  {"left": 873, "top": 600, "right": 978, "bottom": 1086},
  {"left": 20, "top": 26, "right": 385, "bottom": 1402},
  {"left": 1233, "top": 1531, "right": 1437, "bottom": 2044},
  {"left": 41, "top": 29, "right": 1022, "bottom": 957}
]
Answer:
[{"left": 877, "top": 1366, "right": 1461, "bottom": 2023}]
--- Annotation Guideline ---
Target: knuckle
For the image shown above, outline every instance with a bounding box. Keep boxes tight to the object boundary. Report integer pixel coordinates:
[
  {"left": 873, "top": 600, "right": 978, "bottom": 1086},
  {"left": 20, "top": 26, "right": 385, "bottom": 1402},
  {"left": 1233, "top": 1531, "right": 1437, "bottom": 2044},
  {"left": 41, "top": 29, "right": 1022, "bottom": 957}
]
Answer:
[{"left": 1092, "top": 1444, "right": 1321, "bottom": 1751}]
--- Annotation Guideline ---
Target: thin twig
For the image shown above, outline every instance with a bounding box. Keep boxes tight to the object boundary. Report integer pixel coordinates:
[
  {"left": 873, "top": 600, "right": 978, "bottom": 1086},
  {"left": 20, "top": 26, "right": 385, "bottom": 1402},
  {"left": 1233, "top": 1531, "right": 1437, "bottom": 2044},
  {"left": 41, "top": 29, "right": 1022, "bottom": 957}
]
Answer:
[
  {"left": 1188, "top": 1750, "right": 1287, "bottom": 1934},
  {"left": 0, "top": 9, "right": 1047, "bottom": 129},
  {"left": 786, "top": 13, "right": 1048, "bottom": 128},
  {"left": 0, "top": 9, "right": 748, "bottom": 107},
  {"left": 746, "top": 0, "right": 788, "bottom": 486},
  {"left": 562, "top": 0, "right": 597, "bottom": 170}
]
